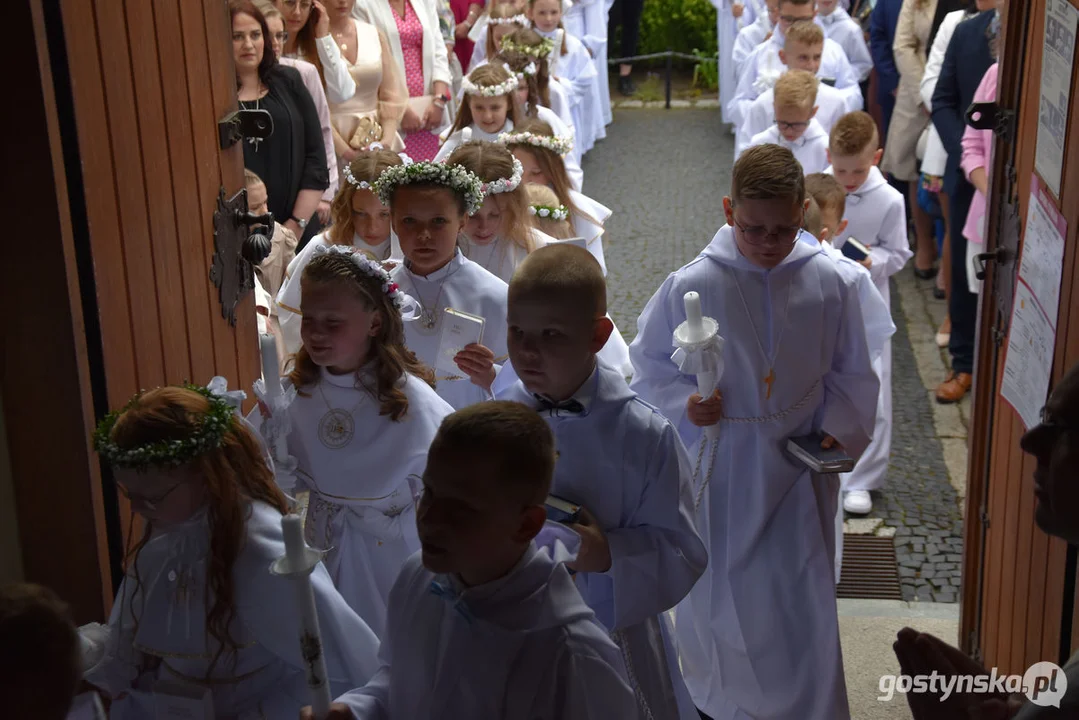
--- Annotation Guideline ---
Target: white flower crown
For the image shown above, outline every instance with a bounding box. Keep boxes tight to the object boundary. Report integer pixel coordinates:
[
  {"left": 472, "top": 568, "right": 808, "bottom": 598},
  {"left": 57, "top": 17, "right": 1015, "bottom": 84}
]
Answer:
[
  {"left": 341, "top": 144, "right": 413, "bottom": 191},
  {"left": 489, "top": 13, "right": 528, "bottom": 25},
  {"left": 529, "top": 204, "right": 569, "bottom": 221},
  {"left": 501, "top": 36, "right": 555, "bottom": 58},
  {"left": 481, "top": 156, "right": 524, "bottom": 196},
  {"left": 461, "top": 73, "right": 520, "bottom": 97},
  {"left": 372, "top": 161, "right": 486, "bottom": 215},
  {"left": 498, "top": 130, "right": 574, "bottom": 157},
  {"left": 311, "top": 244, "right": 419, "bottom": 319},
  {"left": 515, "top": 61, "right": 538, "bottom": 79}
]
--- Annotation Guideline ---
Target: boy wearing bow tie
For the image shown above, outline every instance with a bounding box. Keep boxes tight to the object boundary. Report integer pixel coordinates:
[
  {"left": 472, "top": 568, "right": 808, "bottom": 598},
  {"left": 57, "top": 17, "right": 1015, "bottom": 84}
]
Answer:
[
  {"left": 310, "top": 402, "right": 638, "bottom": 720},
  {"left": 825, "top": 111, "right": 911, "bottom": 515},
  {"left": 495, "top": 243, "right": 708, "bottom": 720}
]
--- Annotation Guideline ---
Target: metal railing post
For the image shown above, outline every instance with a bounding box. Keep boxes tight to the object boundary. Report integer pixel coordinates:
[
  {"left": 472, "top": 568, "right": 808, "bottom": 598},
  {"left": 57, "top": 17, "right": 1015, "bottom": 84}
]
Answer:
[{"left": 665, "top": 49, "right": 673, "bottom": 109}]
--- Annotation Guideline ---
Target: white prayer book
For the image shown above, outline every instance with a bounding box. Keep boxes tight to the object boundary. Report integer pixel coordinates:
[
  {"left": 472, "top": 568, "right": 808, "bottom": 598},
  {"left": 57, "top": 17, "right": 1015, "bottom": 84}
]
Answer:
[
  {"left": 152, "top": 679, "right": 215, "bottom": 719},
  {"left": 436, "top": 308, "right": 486, "bottom": 376},
  {"left": 544, "top": 236, "right": 590, "bottom": 251}
]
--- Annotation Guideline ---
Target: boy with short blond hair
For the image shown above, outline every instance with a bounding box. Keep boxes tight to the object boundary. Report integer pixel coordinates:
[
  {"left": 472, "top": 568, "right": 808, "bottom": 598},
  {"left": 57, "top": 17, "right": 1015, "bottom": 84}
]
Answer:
[
  {"left": 496, "top": 244, "right": 708, "bottom": 720},
  {"left": 735, "top": 20, "right": 860, "bottom": 155},
  {"left": 742, "top": 69, "right": 829, "bottom": 173},
  {"left": 320, "top": 402, "right": 638, "bottom": 720},
  {"left": 631, "top": 144, "right": 879, "bottom": 719},
  {"left": 825, "top": 112, "right": 911, "bottom": 515}
]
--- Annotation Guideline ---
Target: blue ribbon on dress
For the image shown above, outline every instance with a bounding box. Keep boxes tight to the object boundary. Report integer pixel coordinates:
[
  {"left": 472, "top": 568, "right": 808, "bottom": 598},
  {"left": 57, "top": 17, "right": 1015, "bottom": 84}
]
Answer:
[{"left": 429, "top": 581, "right": 475, "bottom": 625}]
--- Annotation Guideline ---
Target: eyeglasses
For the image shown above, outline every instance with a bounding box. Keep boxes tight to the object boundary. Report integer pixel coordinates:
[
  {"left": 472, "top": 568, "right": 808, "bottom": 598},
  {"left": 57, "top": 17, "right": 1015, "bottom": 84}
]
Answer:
[
  {"left": 282, "top": 0, "right": 313, "bottom": 11},
  {"left": 775, "top": 118, "right": 810, "bottom": 132},
  {"left": 732, "top": 217, "right": 803, "bottom": 246},
  {"left": 115, "top": 479, "right": 186, "bottom": 511},
  {"left": 273, "top": 31, "right": 289, "bottom": 43}
]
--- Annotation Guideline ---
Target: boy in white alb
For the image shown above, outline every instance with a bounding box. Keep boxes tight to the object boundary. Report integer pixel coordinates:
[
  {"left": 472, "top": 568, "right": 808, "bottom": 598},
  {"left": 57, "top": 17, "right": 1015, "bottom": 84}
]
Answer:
[
  {"left": 737, "top": 21, "right": 857, "bottom": 154},
  {"left": 630, "top": 145, "right": 879, "bottom": 719},
  {"left": 825, "top": 112, "right": 912, "bottom": 516},
  {"left": 497, "top": 245, "right": 708, "bottom": 719},
  {"left": 733, "top": 0, "right": 778, "bottom": 80},
  {"left": 816, "top": 0, "right": 871, "bottom": 81},
  {"left": 741, "top": 70, "right": 829, "bottom": 173},
  {"left": 729, "top": 0, "right": 860, "bottom": 131},
  {"left": 309, "top": 402, "right": 638, "bottom": 720}
]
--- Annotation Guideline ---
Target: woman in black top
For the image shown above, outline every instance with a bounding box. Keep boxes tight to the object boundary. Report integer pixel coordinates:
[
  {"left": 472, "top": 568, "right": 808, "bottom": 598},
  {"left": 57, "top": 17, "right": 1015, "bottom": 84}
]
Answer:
[{"left": 231, "top": 0, "right": 328, "bottom": 247}]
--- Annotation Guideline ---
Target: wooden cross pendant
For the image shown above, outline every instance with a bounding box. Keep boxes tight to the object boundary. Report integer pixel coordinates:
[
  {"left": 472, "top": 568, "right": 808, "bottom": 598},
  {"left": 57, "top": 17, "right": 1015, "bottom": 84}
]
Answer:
[{"left": 763, "top": 367, "right": 776, "bottom": 400}]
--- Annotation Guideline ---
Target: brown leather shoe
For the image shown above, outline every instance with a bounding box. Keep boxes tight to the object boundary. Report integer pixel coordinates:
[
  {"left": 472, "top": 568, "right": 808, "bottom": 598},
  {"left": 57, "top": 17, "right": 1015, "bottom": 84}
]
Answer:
[{"left": 936, "top": 371, "right": 972, "bottom": 404}]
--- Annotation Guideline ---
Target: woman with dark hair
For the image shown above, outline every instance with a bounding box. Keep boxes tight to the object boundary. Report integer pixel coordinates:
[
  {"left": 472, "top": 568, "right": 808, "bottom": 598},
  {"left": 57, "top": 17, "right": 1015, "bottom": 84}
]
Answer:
[{"left": 233, "top": 0, "right": 329, "bottom": 246}]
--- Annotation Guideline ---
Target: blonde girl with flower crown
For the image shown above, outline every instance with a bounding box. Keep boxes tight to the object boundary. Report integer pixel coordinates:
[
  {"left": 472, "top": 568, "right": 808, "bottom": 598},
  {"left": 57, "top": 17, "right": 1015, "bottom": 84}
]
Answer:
[
  {"left": 375, "top": 158, "right": 510, "bottom": 409},
  {"left": 434, "top": 63, "right": 524, "bottom": 161},
  {"left": 278, "top": 248, "right": 453, "bottom": 639},
  {"left": 468, "top": 3, "right": 529, "bottom": 69},
  {"left": 447, "top": 140, "right": 556, "bottom": 284},
  {"left": 499, "top": 27, "right": 574, "bottom": 134},
  {"left": 501, "top": 118, "right": 609, "bottom": 273},
  {"left": 81, "top": 383, "right": 379, "bottom": 718},
  {"left": 277, "top": 148, "right": 404, "bottom": 356}
]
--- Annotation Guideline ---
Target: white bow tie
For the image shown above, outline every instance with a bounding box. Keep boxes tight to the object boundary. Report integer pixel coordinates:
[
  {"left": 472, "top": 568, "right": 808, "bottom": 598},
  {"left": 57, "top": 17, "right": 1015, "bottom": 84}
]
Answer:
[{"left": 820, "top": 12, "right": 837, "bottom": 25}]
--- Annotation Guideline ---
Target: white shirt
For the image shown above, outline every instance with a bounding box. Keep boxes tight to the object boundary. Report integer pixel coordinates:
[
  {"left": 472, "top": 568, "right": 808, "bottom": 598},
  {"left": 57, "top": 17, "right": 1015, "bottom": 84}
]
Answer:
[
  {"left": 392, "top": 250, "right": 509, "bottom": 409},
  {"left": 336, "top": 531, "right": 639, "bottom": 719},
  {"left": 435, "top": 119, "right": 514, "bottom": 163},
  {"left": 824, "top": 165, "right": 913, "bottom": 299},
  {"left": 920, "top": 10, "right": 971, "bottom": 176},
  {"left": 457, "top": 227, "right": 554, "bottom": 285},
  {"left": 818, "top": 7, "right": 873, "bottom": 81},
  {"left": 568, "top": 189, "right": 611, "bottom": 275},
  {"left": 287, "top": 367, "right": 453, "bottom": 638},
  {"left": 738, "top": 80, "right": 855, "bottom": 156},
  {"left": 629, "top": 226, "right": 878, "bottom": 719},
  {"left": 744, "top": 118, "right": 830, "bottom": 174},
  {"left": 733, "top": 14, "right": 773, "bottom": 81}
]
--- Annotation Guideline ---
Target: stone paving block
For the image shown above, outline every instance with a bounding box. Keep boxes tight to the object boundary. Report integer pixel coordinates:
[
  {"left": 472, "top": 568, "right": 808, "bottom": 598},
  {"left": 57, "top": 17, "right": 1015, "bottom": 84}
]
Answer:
[{"left": 844, "top": 518, "right": 884, "bottom": 535}]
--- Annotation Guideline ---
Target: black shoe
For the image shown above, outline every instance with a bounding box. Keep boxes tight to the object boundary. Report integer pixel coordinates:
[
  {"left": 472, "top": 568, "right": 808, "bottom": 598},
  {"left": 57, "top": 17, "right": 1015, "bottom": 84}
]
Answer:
[
  {"left": 913, "top": 266, "right": 938, "bottom": 280},
  {"left": 618, "top": 75, "right": 636, "bottom": 96},
  {"left": 933, "top": 287, "right": 946, "bottom": 300}
]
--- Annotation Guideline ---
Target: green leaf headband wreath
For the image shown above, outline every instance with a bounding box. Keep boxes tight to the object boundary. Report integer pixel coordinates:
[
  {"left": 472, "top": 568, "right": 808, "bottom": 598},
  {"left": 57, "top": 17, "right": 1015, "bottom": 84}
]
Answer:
[
  {"left": 93, "top": 384, "right": 235, "bottom": 469},
  {"left": 498, "top": 130, "right": 574, "bottom": 157},
  {"left": 500, "top": 37, "right": 555, "bottom": 59},
  {"left": 372, "top": 161, "right": 486, "bottom": 216}
]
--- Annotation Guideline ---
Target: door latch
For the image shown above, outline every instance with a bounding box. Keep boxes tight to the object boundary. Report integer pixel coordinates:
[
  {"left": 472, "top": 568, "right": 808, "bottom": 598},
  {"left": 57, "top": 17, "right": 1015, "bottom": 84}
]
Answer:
[
  {"left": 973, "top": 247, "right": 1012, "bottom": 281},
  {"left": 965, "top": 102, "right": 1016, "bottom": 145},
  {"left": 218, "top": 108, "right": 274, "bottom": 150}
]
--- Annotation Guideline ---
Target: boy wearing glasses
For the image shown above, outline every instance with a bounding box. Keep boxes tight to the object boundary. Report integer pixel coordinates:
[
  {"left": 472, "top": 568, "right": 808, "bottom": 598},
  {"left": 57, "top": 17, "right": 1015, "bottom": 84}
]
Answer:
[
  {"left": 742, "top": 70, "right": 829, "bottom": 173},
  {"left": 825, "top": 111, "right": 911, "bottom": 515},
  {"left": 629, "top": 143, "right": 879, "bottom": 720}
]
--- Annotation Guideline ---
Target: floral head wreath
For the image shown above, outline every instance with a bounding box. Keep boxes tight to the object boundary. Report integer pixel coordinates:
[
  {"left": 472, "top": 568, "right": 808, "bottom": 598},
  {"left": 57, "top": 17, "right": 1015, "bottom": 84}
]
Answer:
[
  {"left": 461, "top": 72, "right": 519, "bottom": 97},
  {"left": 498, "top": 130, "right": 574, "bottom": 157},
  {"left": 372, "top": 160, "right": 486, "bottom": 215},
  {"left": 514, "top": 61, "right": 539, "bottom": 80},
  {"left": 481, "top": 156, "right": 524, "bottom": 196},
  {"left": 500, "top": 37, "right": 555, "bottom": 59},
  {"left": 311, "top": 244, "right": 420, "bottom": 319},
  {"left": 93, "top": 383, "right": 236, "bottom": 469},
  {"left": 529, "top": 204, "right": 569, "bottom": 221},
  {"left": 489, "top": 12, "right": 528, "bottom": 25},
  {"left": 341, "top": 144, "right": 413, "bottom": 191}
]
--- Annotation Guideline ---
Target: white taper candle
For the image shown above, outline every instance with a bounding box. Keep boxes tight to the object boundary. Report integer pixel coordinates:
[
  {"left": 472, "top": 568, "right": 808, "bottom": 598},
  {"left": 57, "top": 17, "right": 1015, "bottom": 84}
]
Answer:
[
  {"left": 260, "top": 333, "right": 282, "bottom": 401},
  {"left": 684, "top": 291, "right": 703, "bottom": 335}
]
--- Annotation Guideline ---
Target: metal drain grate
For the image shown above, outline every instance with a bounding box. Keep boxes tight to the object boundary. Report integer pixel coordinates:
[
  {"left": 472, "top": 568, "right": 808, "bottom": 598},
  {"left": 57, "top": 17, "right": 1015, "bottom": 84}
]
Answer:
[{"left": 836, "top": 535, "right": 903, "bottom": 600}]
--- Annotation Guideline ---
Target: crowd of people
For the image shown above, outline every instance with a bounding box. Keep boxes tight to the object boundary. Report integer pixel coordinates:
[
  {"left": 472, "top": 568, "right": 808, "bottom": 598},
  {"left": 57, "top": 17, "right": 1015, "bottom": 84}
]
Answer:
[{"left": 3, "top": 0, "right": 1059, "bottom": 719}]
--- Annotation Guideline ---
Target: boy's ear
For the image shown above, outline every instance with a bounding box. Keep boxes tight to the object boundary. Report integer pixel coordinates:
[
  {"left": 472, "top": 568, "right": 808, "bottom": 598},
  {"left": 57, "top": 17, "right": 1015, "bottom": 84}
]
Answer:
[
  {"left": 810, "top": 105, "right": 819, "bottom": 119},
  {"left": 516, "top": 504, "right": 548, "bottom": 543},
  {"left": 778, "top": 48, "right": 788, "bottom": 66},
  {"left": 591, "top": 316, "right": 614, "bottom": 353},
  {"left": 722, "top": 196, "right": 736, "bottom": 226},
  {"left": 826, "top": 148, "right": 832, "bottom": 165},
  {"left": 836, "top": 218, "right": 849, "bottom": 236},
  {"left": 873, "top": 148, "right": 884, "bottom": 166}
]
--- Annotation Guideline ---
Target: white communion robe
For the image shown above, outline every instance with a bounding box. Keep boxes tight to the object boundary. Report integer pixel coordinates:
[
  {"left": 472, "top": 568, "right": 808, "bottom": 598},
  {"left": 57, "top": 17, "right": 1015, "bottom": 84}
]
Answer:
[
  {"left": 434, "top": 118, "right": 513, "bottom": 163},
  {"left": 568, "top": 189, "right": 611, "bottom": 276},
  {"left": 819, "top": 7, "right": 873, "bottom": 82},
  {"left": 742, "top": 119, "right": 830, "bottom": 173},
  {"left": 496, "top": 362, "right": 709, "bottom": 720},
  {"left": 287, "top": 367, "right": 453, "bottom": 638},
  {"left": 336, "top": 527, "right": 638, "bottom": 719},
  {"left": 458, "top": 228, "right": 555, "bottom": 285},
  {"left": 824, "top": 165, "right": 911, "bottom": 497},
  {"left": 713, "top": 0, "right": 742, "bottom": 124},
  {"left": 562, "top": 0, "right": 612, "bottom": 126},
  {"left": 538, "top": 28, "right": 605, "bottom": 155},
  {"left": 276, "top": 231, "right": 394, "bottom": 356},
  {"left": 83, "top": 501, "right": 381, "bottom": 720},
  {"left": 391, "top": 250, "right": 509, "bottom": 409},
  {"left": 628, "top": 226, "right": 879, "bottom": 720},
  {"left": 733, "top": 9, "right": 772, "bottom": 81},
  {"left": 738, "top": 79, "right": 855, "bottom": 156}
]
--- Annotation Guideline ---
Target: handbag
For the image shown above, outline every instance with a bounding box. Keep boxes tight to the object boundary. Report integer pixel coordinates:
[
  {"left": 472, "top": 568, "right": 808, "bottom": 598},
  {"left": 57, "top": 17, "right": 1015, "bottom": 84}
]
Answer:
[{"left": 348, "top": 116, "right": 384, "bottom": 149}]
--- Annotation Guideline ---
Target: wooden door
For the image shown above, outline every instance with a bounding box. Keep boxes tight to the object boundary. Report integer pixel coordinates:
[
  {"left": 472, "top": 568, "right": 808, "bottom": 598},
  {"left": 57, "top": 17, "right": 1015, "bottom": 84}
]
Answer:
[
  {"left": 3, "top": 0, "right": 259, "bottom": 621},
  {"left": 963, "top": 0, "right": 1079, "bottom": 671}
]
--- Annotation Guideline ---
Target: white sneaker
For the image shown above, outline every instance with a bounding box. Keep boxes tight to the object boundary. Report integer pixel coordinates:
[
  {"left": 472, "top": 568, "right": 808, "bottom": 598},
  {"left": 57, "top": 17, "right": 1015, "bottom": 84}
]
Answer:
[{"left": 843, "top": 490, "right": 873, "bottom": 515}]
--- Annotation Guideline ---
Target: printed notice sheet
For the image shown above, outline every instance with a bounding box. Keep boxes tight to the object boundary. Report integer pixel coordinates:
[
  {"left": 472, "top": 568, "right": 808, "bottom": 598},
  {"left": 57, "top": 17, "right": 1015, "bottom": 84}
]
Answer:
[
  {"left": 1036, "top": 0, "right": 1078, "bottom": 197},
  {"left": 1001, "top": 177, "right": 1067, "bottom": 430}
]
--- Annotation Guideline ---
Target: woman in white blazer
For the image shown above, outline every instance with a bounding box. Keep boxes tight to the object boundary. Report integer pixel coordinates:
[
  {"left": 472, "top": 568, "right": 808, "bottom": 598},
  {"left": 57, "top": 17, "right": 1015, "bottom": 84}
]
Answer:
[{"left": 353, "top": 0, "right": 453, "bottom": 159}]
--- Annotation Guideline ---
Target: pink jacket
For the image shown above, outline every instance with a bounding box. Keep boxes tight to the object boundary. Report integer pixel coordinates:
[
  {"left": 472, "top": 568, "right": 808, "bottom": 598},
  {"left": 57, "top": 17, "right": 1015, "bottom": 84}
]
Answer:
[{"left": 961, "top": 63, "right": 998, "bottom": 245}]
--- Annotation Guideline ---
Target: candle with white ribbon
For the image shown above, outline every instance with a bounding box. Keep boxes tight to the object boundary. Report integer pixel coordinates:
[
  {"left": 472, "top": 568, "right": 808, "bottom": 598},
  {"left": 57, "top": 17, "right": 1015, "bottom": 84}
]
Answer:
[{"left": 260, "top": 333, "right": 282, "bottom": 401}]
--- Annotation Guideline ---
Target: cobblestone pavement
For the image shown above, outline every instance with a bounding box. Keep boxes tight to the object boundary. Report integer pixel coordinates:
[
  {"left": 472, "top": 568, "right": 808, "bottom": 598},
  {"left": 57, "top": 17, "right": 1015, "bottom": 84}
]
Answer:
[{"left": 584, "top": 109, "right": 964, "bottom": 602}]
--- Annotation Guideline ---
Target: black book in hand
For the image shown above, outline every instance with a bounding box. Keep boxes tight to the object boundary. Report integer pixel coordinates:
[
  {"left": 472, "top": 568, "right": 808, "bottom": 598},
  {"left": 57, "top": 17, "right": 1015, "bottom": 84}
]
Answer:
[{"left": 841, "top": 236, "right": 872, "bottom": 262}]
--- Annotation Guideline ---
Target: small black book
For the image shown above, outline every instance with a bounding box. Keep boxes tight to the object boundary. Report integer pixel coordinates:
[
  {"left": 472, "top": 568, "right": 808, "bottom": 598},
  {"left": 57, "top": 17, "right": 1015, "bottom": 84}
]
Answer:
[
  {"left": 786, "top": 433, "right": 856, "bottom": 473},
  {"left": 841, "top": 236, "right": 872, "bottom": 262}
]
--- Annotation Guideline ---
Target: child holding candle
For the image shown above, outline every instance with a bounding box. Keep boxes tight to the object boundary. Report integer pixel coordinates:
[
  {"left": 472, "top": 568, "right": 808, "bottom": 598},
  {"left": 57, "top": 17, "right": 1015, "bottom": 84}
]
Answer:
[
  {"left": 81, "top": 382, "right": 379, "bottom": 718},
  {"left": 278, "top": 246, "right": 453, "bottom": 639},
  {"left": 305, "top": 402, "right": 638, "bottom": 719},
  {"left": 277, "top": 149, "right": 404, "bottom": 356}
]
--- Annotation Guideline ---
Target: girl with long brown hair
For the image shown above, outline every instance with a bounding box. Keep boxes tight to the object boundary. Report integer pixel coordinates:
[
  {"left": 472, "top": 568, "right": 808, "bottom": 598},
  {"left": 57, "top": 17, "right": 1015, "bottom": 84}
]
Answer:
[
  {"left": 283, "top": 246, "right": 453, "bottom": 638},
  {"left": 447, "top": 140, "right": 554, "bottom": 284},
  {"left": 501, "top": 118, "right": 609, "bottom": 273},
  {"left": 83, "top": 383, "right": 379, "bottom": 717},
  {"left": 469, "top": 2, "right": 529, "bottom": 68},
  {"left": 277, "top": 148, "right": 404, "bottom": 355},
  {"left": 434, "top": 63, "right": 525, "bottom": 161},
  {"left": 499, "top": 27, "right": 574, "bottom": 132}
]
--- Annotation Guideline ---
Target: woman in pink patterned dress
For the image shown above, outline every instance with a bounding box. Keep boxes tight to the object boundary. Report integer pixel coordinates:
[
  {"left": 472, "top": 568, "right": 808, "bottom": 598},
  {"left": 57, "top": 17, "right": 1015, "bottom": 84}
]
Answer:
[{"left": 352, "top": 0, "right": 453, "bottom": 160}]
